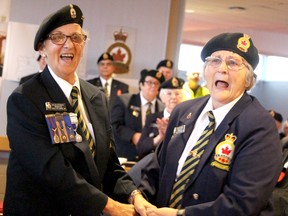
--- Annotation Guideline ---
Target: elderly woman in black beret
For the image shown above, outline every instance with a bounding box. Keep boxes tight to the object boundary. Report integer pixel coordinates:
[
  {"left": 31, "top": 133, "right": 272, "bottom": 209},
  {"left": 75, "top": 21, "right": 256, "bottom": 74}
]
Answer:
[
  {"left": 4, "top": 4, "right": 152, "bottom": 216},
  {"left": 138, "top": 33, "right": 282, "bottom": 216}
]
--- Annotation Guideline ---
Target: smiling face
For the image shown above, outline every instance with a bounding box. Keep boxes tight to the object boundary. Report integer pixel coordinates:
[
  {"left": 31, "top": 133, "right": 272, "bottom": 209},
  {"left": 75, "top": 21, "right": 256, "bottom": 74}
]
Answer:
[
  {"left": 160, "top": 89, "right": 183, "bottom": 113},
  {"left": 204, "top": 50, "right": 249, "bottom": 109},
  {"left": 140, "top": 76, "right": 160, "bottom": 101},
  {"left": 39, "top": 23, "right": 85, "bottom": 84}
]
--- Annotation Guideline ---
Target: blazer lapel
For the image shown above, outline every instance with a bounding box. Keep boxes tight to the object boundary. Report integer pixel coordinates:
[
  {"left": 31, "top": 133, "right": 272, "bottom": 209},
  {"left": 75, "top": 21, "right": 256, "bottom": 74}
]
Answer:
[
  {"left": 80, "top": 80, "right": 109, "bottom": 177},
  {"left": 185, "top": 93, "right": 253, "bottom": 188},
  {"left": 130, "top": 94, "right": 143, "bottom": 129},
  {"left": 41, "top": 68, "right": 71, "bottom": 109},
  {"left": 163, "top": 99, "right": 208, "bottom": 192}
]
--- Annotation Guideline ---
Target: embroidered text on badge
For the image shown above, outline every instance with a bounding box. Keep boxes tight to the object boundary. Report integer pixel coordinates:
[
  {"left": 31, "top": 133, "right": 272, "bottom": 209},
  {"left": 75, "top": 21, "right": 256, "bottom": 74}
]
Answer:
[{"left": 45, "top": 102, "right": 67, "bottom": 111}]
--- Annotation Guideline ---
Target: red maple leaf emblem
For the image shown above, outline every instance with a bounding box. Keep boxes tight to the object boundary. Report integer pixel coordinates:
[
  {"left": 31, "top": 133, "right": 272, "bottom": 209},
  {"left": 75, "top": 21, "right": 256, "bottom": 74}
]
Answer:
[
  {"left": 241, "top": 40, "right": 247, "bottom": 46},
  {"left": 221, "top": 146, "right": 232, "bottom": 155},
  {"left": 112, "top": 48, "right": 126, "bottom": 62}
]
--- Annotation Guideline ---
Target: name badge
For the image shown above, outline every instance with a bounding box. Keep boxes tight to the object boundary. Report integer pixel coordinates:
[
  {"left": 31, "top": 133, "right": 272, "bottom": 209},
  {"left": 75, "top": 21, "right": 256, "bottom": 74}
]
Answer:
[
  {"left": 45, "top": 102, "right": 67, "bottom": 111},
  {"left": 173, "top": 125, "right": 186, "bottom": 135}
]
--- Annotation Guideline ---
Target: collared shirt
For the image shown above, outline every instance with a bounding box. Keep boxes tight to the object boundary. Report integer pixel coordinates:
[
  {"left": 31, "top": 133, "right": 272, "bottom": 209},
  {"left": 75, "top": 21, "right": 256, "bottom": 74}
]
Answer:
[
  {"left": 163, "top": 108, "right": 170, "bottom": 119},
  {"left": 48, "top": 66, "right": 95, "bottom": 142},
  {"left": 140, "top": 91, "right": 157, "bottom": 127},
  {"left": 100, "top": 77, "right": 112, "bottom": 97},
  {"left": 176, "top": 93, "right": 243, "bottom": 177}
]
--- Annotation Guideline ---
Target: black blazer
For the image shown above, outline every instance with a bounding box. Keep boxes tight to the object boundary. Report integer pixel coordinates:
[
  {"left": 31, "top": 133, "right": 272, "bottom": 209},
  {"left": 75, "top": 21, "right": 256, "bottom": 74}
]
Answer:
[
  {"left": 19, "top": 72, "right": 39, "bottom": 85},
  {"left": 111, "top": 93, "right": 164, "bottom": 161},
  {"left": 87, "top": 77, "right": 129, "bottom": 109},
  {"left": 137, "top": 111, "right": 164, "bottom": 159},
  {"left": 139, "top": 93, "right": 282, "bottom": 215},
  {"left": 4, "top": 68, "right": 136, "bottom": 215}
]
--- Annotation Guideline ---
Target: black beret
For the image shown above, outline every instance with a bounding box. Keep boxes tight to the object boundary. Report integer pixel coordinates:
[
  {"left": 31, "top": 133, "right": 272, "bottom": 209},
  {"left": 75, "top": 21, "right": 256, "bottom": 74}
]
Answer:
[
  {"left": 97, "top": 52, "right": 114, "bottom": 64},
  {"left": 269, "top": 110, "right": 283, "bottom": 123},
  {"left": 156, "top": 59, "right": 174, "bottom": 69},
  {"left": 140, "top": 69, "right": 165, "bottom": 84},
  {"left": 34, "top": 4, "right": 84, "bottom": 51},
  {"left": 160, "top": 77, "right": 185, "bottom": 89},
  {"left": 201, "top": 33, "right": 259, "bottom": 69}
]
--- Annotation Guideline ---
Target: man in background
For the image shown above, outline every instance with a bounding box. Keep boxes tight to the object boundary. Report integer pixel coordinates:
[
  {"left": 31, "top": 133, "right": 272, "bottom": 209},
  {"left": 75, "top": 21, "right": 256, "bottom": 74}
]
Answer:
[
  {"left": 19, "top": 54, "right": 46, "bottom": 85},
  {"left": 156, "top": 59, "right": 174, "bottom": 80},
  {"left": 88, "top": 52, "right": 129, "bottom": 109},
  {"left": 269, "top": 110, "right": 285, "bottom": 139},
  {"left": 111, "top": 69, "right": 165, "bottom": 161}
]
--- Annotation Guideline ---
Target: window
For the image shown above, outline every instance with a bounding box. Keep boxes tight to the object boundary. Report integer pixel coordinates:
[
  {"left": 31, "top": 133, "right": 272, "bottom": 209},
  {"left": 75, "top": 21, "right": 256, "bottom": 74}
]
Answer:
[{"left": 178, "top": 44, "right": 288, "bottom": 82}]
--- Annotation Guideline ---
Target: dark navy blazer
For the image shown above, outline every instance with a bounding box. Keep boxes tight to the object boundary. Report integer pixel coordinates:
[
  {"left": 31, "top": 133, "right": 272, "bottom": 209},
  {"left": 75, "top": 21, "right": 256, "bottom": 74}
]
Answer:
[
  {"left": 4, "top": 67, "right": 136, "bottom": 215},
  {"left": 139, "top": 93, "right": 282, "bottom": 215}
]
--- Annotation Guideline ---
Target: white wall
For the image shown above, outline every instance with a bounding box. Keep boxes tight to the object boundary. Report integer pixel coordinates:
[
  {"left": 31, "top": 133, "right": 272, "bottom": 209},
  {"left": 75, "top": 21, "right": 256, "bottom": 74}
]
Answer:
[
  {"left": 9, "top": 0, "right": 171, "bottom": 79},
  {"left": 182, "top": 28, "right": 288, "bottom": 58},
  {"left": 0, "top": 0, "right": 172, "bottom": 135}
]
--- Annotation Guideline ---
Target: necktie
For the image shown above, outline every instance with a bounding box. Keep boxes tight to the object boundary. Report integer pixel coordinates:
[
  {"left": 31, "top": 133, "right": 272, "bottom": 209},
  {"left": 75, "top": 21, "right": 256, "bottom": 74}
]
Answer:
[
  {"left": 104, "top": 82, "right": 109, "bottom": 98},
  {"left": 71, "top": 86, "right": 95, "bottom": 157},
  {"left": 169, "top": 111, "right": 215, "bottom": 209},
  {"left": 146, "top": 102, "right": 152, "bottom": 116}
]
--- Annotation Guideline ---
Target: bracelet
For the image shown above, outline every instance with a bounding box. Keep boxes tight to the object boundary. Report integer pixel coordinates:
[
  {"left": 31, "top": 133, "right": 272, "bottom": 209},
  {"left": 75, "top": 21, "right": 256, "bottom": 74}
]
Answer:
[
  {"left": 128, "top": 189, "right": 142, "bottom": 204},
  {"left": 177, "top": 209, "right": 186, "bottom": 216}
]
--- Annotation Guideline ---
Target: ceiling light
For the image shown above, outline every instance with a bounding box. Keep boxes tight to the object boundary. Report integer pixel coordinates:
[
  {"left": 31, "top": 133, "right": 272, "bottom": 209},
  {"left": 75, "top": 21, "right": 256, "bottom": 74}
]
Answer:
[{"left": 228, "top": 6, "right": 246, "bottom": 12}]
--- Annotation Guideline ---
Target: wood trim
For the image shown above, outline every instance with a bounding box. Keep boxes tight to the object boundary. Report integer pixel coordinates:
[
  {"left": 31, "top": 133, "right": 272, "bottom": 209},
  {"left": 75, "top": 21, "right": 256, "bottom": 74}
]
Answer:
[{"left": 0, "top": 136, "right": 10, "bottom": 151}]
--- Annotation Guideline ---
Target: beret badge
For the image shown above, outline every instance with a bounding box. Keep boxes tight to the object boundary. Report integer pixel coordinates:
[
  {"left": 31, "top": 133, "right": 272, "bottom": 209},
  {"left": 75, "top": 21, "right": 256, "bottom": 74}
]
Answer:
[
  {"left": 237, "top": 34, "right": 251, "bottom": 53},
  {"left": 103, "top": 53, "right": 109, "bottom": 60},
  {"left": 166, "top": 60, "right": 172, "bottom": 68},
  {"left": 70, "top": 4, "right": 77, "bottom": 18},
  {"left": 172, "top": 77, "right": 179, "bottom": 87},
  {"left": 156, "top": 71, "right": 163, "bottom": 79}
]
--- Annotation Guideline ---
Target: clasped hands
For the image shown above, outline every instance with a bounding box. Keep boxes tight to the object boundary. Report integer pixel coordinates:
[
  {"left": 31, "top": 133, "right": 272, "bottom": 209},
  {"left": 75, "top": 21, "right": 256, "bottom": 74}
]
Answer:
[{"left": 133, "top": 194, "right": 178, "bottom": 216}]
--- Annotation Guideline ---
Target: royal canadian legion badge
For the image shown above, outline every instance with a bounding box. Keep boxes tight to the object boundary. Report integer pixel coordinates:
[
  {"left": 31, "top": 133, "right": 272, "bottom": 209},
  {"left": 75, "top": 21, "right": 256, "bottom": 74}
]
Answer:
[
  {"left": 107, "top": 28, "right": 132, "bottom": 74},
  {"left": 211, "top": 133, "right": 236, "bottom": 171}
]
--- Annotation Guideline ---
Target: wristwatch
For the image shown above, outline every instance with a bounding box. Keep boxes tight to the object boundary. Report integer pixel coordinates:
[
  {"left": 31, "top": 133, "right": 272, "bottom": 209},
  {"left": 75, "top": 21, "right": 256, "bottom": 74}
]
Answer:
[
  {"left": 177, "top": 209, "right": 186, "bottom": 216},
  {"left": 128, "top": 189, "right": 142, "bottom": 204}
]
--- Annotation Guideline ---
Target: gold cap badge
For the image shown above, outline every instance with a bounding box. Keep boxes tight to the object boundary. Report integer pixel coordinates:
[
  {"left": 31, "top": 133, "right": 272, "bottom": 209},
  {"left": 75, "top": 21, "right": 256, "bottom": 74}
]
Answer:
[
  {"left": 172, "top": 77, "right": 179, "bottom": 87},
  {"left": 166, "top": 60, "right": 172, "bottom": 68},
  {"left": 237, "top": 34, "right": 251, "bottom": 53},
  {"left": 70, "top": 4, "right": 77, "bottom": 19},
  {"left": 156, "top": 71, "right": 163, "bottom": 79},
  {"left": 103, "top": 53, "right": 109, "bottom": 59}
]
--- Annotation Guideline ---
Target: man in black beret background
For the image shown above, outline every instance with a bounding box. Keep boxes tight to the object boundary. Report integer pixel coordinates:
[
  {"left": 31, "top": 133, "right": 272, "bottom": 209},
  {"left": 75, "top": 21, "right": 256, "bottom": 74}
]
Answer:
[
  {"left": 4, "top": 4, "right": 152, "bottom": 216},
  {"left": 138, "top": 32, "right": 282, "bottom": 216},
  {"left": 156, "top": 59, "right": 174, "bottom": 81},
  {"left": 19, "top": 54, "right": 46, "bottom": 85},
  {"left": 87, "top": 52, "right": 129, "bottom": 110},
  {"left": 111, "top": 69, "right": 165, "bottom": 161},
  {"left": 269, "top": 109, "right": 285, "bottom": 139}
]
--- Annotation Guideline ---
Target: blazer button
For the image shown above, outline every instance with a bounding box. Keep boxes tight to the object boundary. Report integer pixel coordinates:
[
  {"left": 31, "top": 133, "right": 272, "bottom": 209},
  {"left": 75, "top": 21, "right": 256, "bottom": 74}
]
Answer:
[{"left": 192, "top": 193, "right": 199, "bottom": 200}]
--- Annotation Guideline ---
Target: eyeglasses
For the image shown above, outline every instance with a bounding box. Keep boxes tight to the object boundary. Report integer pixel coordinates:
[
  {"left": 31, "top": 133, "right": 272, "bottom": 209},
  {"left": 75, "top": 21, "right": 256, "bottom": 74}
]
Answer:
[
  {"left": 144, "top": 81, "right": 160, "bottom": 86},
  {"left": 48, "top": 32, "right": 87, "bottom": 45},
  {"left": 205, "top": 56, "right": 247, "bottom": 71}
]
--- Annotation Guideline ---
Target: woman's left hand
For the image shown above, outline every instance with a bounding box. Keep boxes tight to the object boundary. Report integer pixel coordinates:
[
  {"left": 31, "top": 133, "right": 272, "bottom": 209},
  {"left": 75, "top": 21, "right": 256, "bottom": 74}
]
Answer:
[{"left": 146, "top": 207, "right": 177, "bottom": 216}]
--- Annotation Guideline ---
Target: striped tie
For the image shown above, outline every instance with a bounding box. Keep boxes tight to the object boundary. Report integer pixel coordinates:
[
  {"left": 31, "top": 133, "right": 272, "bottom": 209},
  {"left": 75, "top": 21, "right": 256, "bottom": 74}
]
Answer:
[
  {"left": 146, "top": 102, "right": 152, "bottom": 116},
  {"left": 104, "top": 82, "right": 109, "bottom": 99},
  {"left": 71, "top": 86, "right": 96, "bottom": 157},
  {"left": 169, "top": 111, "right": 215, "bottom": 209}
]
